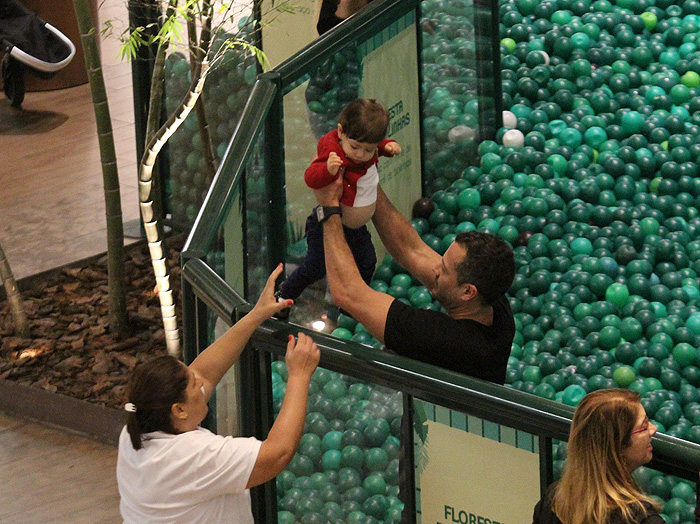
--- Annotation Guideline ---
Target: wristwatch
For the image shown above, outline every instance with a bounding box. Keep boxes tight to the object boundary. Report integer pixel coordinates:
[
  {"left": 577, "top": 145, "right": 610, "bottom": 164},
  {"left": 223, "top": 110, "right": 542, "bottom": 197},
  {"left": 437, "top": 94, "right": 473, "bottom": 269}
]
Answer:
[{"left": 316, "top": 205, "right": 342, "bottom": 223}]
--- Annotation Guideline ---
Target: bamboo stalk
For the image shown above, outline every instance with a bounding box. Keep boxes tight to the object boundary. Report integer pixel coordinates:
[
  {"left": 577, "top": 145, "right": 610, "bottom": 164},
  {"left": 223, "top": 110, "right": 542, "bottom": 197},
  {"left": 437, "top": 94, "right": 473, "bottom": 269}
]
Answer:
[
  {"left": 0, "top": 242, "right": 29, "bottom": 338},
  {"left": 187, "top": 0, "right": 218, "bottom": 179},
  {"left": 139, "top": 43, "right": 210, "bottom": 355},
  {"left": 73, "top": 0, "right": 128, "bottom": 336}
]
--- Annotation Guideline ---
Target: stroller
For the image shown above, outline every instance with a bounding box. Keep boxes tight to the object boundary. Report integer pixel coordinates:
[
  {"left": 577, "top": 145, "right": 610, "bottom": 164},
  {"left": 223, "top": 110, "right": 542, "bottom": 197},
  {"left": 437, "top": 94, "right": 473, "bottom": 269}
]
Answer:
[{"left": 0, "top": 0, "right": 76, "bottom": 107}]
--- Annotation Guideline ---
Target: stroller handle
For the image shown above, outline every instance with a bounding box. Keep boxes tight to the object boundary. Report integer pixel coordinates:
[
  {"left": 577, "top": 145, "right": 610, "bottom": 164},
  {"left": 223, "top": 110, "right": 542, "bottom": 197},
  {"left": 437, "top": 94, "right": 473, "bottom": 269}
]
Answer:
[{"left": 9, "top": 23, "right": 77, "bottom": 73}]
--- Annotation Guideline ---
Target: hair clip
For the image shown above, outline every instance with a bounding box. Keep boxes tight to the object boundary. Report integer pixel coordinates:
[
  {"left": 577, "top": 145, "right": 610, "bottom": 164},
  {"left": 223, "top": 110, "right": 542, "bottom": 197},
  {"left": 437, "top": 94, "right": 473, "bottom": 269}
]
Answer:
[{"left": 125, "top": 403, "right": 137, "bottom": 413}]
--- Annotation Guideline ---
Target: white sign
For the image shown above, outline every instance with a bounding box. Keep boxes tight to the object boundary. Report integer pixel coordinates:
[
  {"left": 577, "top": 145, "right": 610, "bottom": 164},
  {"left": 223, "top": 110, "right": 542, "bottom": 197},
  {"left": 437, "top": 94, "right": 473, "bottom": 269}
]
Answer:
[{"left": 420, "top": 421, "right": 541, "bottom": 524}]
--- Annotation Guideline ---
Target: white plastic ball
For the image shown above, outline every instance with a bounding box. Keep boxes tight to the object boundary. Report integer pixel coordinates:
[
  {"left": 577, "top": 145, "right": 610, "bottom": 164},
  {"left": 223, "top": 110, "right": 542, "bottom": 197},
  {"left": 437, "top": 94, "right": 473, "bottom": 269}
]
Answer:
[
  {"left": 502, "top": 110, "right": 517, "bottom": 128},
  {"left": 502, "top": 129, "right": 525, "bottom": 147},
  {"left": 447, "top": 125, "right": 475, "bottom": 143}
]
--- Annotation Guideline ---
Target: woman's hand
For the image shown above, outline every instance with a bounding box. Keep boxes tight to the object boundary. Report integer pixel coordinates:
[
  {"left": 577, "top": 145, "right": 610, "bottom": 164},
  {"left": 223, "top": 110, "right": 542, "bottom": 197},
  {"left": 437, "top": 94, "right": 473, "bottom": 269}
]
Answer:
[
  {"left": 285, "top": 332, "right": 320, "bottom": 381},
  {"left": 251, "top": 263, "right": 293, "bottom": 320}
]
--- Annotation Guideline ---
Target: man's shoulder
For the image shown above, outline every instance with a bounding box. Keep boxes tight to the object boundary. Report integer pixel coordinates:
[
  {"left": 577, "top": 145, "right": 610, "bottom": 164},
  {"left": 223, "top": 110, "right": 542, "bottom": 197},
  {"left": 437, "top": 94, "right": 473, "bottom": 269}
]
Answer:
[{"left": 387, "top": 300, "right": 465, "bottom": 332}]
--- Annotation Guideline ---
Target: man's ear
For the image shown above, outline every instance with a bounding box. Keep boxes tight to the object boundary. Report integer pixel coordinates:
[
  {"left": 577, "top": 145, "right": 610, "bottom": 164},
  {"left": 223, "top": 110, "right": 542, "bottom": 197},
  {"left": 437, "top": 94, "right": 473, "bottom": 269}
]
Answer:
[
  {"left": 461, "top": 283, "right": 478, "bottom": 302},
  {"left": 337, "top": 123, "right": 344, "bottom": 136},
  {"left": 171, "top": 403, "right": 188, "bottom": 420}
]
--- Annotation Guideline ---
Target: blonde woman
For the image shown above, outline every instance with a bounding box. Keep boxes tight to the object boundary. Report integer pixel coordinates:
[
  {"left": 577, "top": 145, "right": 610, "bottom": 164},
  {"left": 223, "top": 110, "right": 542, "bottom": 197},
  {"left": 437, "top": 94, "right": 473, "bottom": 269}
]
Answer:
[{"left": 533, "top": 389, "right": 699, "bottom": 524}]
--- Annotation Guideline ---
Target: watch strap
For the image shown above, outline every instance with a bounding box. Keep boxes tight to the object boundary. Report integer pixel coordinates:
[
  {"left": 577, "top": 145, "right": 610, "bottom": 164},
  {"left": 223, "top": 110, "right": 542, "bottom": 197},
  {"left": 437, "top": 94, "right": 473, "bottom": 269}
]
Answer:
[{"left": 318, "top": 205, "right": 342, "bottom": 223}]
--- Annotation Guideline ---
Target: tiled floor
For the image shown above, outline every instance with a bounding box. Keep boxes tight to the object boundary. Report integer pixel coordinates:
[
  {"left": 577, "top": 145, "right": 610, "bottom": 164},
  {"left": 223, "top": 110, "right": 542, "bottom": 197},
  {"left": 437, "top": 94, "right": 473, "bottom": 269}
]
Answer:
[
  {"left": 0, "top": 1, "right": 134, "bottom": 520},
  {"left": 0, "top": 0, "right": 140, "bottom": 281},
  {"left": 0, "top": 412, "right": 121, "bottom": 523}
]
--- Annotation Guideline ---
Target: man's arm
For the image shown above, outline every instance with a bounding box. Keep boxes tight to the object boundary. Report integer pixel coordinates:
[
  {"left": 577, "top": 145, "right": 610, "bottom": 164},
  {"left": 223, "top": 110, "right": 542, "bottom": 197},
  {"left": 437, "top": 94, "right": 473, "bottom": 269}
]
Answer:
[
  {"left": 315, "top": 179, "right": 395, "bottom": 343},
  {"left": 371, "top": 184, "right": 440, "bottom": 288}
]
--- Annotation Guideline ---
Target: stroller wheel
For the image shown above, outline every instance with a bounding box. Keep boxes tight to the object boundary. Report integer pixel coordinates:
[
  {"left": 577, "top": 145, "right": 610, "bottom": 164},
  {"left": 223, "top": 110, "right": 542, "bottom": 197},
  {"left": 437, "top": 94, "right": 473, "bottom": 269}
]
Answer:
[{"left": 2, "top": 54, "right": 25, "bottom": 108}]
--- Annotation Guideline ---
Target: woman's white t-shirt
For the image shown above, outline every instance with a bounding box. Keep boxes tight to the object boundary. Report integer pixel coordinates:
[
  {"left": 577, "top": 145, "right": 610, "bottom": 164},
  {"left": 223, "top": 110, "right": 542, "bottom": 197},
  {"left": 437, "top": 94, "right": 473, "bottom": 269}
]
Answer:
[{"left": 117, "top": 426, "right": 261, "bottom": 524}]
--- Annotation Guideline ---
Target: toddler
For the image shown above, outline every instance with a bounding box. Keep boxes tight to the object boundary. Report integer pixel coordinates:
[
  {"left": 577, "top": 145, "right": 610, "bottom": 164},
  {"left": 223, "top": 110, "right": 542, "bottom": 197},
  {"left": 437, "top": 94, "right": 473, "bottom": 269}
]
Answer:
[{"left": 278, "top": 98, "right": 402, "bottom": 309}]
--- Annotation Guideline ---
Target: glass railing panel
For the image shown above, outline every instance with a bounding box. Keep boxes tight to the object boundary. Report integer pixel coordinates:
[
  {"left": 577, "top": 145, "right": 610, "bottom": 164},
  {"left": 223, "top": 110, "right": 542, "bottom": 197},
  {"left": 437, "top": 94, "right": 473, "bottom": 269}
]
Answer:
[
  {"left": 242, "top": 135, "right": 269, "bottom": 299},
  {"left": 413, "top": 399, "right": 541, "bottom": 524},
  {"left": 272, "top": 362, "right": 405, "bottom": 524},
  {"left": 164, "top": 14, "right": 258, "bottom": 231},
  {"left": 211, "top": 316, "right": 241, "bottom": 437},
  {"left": 278, "top": 8, "right": 423, "bottom": 326},
  {"left": 200, "top": 130, "right": 263, "bottom": 288}
]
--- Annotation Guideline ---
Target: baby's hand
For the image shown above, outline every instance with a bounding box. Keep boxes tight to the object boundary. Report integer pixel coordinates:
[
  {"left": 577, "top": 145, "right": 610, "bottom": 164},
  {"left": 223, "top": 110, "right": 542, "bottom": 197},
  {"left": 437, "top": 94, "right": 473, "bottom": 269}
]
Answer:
[
  {"left": 384, "top": 142, "right": 402, "bottom": 155},
  {"left": 327, "top": 152, "right": 343, "bottom": 176}
]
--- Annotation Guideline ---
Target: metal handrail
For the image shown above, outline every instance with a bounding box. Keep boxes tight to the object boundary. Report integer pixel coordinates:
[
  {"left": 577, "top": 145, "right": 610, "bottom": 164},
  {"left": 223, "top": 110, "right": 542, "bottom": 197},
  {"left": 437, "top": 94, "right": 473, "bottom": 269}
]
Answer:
[
  {"left": 273, "top": 0, "right": 418, "bottom": 88},
  {"left": 183, "top": 77, "right": 277, "bottom": 259}
]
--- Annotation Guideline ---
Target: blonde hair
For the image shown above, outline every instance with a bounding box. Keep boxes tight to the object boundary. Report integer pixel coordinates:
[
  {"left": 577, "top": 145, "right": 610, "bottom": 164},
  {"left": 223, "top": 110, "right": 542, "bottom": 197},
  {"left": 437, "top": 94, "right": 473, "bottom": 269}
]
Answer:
[{"left": 552, "top": 389, "right": 659, "bottom": 524}]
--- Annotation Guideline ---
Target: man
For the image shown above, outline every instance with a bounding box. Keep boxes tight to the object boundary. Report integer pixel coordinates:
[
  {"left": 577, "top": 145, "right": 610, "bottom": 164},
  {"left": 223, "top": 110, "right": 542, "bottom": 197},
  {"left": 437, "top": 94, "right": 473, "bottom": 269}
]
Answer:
[{"left": 313, "top": 179, "right": 516, "bottom": 385}]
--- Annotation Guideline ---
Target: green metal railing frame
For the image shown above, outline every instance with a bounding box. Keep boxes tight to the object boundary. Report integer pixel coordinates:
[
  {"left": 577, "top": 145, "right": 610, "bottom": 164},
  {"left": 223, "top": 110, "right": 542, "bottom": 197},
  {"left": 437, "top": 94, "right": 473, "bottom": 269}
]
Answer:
[
  {"left": 180, "top": 0, "right": 700, "bottom": 521},
  {"left": 181, "top": 257, "right": 700, "bottom": 480}
]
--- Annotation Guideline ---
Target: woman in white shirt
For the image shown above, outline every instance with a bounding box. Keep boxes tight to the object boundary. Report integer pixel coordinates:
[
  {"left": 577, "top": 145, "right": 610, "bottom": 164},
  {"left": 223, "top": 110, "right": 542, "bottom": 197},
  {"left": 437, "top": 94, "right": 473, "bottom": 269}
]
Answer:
[{"left": 117, "top": 264, "right": 319, "bottom": 523}]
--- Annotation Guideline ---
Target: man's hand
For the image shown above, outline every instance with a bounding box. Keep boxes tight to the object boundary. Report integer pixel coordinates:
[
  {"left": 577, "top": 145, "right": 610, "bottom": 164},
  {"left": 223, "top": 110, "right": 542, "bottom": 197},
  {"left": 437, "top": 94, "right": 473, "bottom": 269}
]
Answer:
[
  {"left": 384, "top": 142, "right": 402, "bottom": 155},
  {"left": 314, "top": 175, "right": 343, "bottom": 207},
  {"left": 327, "top": 152, "right": 343, "bottom": 176}
]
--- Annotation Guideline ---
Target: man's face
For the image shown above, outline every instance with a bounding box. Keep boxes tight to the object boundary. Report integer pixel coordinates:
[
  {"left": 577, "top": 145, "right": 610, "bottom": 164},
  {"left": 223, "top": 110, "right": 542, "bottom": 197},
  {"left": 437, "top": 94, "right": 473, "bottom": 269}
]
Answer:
[
  {"left": 430, "top": 242, "right": 468, "bottom": 307},
  {"left": 338, "top": 130, "right": 379, "bottom": 165}
]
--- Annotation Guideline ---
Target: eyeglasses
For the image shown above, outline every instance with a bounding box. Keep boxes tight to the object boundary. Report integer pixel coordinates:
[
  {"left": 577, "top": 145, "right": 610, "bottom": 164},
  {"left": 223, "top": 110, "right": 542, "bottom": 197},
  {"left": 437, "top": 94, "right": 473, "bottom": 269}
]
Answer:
[{"left": 630, "top": 417, "right": 650, "bottom": 435}]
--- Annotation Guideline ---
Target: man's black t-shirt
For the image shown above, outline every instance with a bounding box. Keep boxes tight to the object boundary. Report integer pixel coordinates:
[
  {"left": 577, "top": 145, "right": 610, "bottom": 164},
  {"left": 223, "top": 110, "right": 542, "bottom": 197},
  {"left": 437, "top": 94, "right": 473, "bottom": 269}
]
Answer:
[
  {"left": 383, "top": 294, "right": 515, "bottom": 384},
  {"left": 317, "top": 0, "right": 341, "bottom": 34}
]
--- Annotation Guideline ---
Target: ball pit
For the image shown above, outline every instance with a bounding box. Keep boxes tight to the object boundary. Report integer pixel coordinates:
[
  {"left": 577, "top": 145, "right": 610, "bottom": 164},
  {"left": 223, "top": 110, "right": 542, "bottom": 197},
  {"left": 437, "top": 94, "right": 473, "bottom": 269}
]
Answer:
[
  {"left": 492, "top": 0, "right": 700, "bottom": 444},
  {"left": 272, "top": 361, "right": 405, "bottom": 524},
  {"left": 415, "top": 0, "right": 700, "bottom": 517}
]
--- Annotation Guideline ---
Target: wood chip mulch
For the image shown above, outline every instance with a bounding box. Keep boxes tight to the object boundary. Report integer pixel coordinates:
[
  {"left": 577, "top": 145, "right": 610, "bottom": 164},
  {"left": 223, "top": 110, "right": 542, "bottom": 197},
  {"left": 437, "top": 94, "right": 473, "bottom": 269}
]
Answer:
[{"left": 0, "top": 235, "right": 185, "bottom": 409}]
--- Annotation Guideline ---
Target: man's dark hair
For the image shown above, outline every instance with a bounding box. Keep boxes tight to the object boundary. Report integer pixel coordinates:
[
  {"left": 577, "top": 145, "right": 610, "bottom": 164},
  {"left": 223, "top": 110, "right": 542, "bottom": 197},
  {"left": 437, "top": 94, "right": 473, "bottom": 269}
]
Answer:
[
  {"left": 338, "top": 98, "right": 389, "bottom": 143},
  {"left": 125, "top": 355, "right": 189, "bottom": 450},
  {"left": 454, "top": 231, "right": 515, "bottom": 306}
]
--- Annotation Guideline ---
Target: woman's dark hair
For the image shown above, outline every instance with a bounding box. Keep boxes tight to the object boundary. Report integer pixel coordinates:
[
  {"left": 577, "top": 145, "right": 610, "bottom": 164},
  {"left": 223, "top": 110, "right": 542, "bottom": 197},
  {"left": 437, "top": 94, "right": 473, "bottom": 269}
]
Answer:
[
  {"left": 338, "top": 98, "right": 390, "bottom": 143},
  {"left": 125, "top": 355, "right": 189, "bottom": 450}
]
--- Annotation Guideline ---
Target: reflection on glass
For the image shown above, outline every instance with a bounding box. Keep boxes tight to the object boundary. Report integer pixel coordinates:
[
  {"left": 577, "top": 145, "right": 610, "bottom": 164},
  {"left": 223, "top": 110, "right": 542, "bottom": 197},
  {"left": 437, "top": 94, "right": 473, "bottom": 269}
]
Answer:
[
  {"left": 420, "top": 0, "right": 480, "bottom": 194},
  {"left": 165, "top": 21, "right": 258, "bottom": 230}
]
